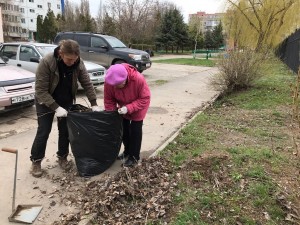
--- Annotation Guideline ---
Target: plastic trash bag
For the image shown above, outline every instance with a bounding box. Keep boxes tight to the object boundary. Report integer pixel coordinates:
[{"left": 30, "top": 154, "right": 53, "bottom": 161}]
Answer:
[{"left": 67, "top": 105, "right": 123, "bottom": 177}]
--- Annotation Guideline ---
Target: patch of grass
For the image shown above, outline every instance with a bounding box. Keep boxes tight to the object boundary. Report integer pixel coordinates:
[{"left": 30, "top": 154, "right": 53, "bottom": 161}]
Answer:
[
  {"left": 152, "top": 58, "right": 216, "bottom": 67},
  {"left": 190, "top": 171, "right": 203, "bottom": 181},
  {"left": 163, "top": 119, "right": 217, "bottom": 166},
  {"left": 246, "top": 165, "right": 267, "bottom": 179},
  {"left": 246, "top": 181, "right": 284, "bottom": 222},
  {"left": 171, "top": 208, "right": 205, "bottom": 225},
  {"left": 195, "top": 191, "right": 225, "bottom": 210},
  {"left": 158, "top": 56, "right": 299, "bottom": 224},
  {"left": 215, "top": 61, "right": 295, "bottom": 111},
  {"left": 226, "top": 147, "right": 282, "bottom": 166}
]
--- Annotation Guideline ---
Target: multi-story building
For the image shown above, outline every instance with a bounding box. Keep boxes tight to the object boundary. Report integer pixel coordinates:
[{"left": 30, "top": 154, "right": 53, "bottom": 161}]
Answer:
[
  {"left": 0, "top": 0, "right": 64, "bottom": 41},
  {"left": 0, "top": 7, "right": 4, "bottom": 42},
  {"left": 188, "top": 11, "right": 223, "bottom": 33}
]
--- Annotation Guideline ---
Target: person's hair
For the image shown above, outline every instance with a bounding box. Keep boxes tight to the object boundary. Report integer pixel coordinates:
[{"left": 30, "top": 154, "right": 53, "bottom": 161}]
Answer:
[{"left": 58, "top": 39, "right": 80, "bottom": 56}]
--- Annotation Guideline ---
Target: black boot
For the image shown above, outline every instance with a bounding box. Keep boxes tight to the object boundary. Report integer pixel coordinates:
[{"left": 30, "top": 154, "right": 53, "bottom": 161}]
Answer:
[
  {"left": 117, "top": 152, "right": 129, "bottom": 160},
  {"left": 123, "top": 157, "right": 138, "bottom": 167}
]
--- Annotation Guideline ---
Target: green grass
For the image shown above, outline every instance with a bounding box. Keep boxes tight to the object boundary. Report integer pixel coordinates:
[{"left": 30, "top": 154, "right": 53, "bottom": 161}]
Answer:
[
  {"left": 151, "top": 58, "right": 216, "bottom": 67},
  {"left": 171, "top": 208, "right": 205, "bottom": 225},
  {"left": 156, "top": 57, "right": 299, "bottom": 225}
]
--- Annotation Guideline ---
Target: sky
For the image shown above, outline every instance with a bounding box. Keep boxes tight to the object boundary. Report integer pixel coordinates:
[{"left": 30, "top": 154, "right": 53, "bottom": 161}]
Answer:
[{"left": 69, "top": 0, "right": 226, "bottom": 22}]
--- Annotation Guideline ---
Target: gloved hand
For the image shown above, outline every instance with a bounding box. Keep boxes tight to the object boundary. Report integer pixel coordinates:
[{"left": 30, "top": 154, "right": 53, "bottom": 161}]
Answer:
[
  {"left": 55, "top": 106, "right": 68, "bottom": 117},
  {"left": 92, "top": 106, "right": 102, "bottom": 112},
  {"left": 118, "top": 106, "right": 128, "bottom": 115}
]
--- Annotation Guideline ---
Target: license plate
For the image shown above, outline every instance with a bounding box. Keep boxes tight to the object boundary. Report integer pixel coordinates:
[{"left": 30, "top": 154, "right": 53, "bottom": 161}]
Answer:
[
  {"left": 11, "top": 94, "right": 35, "bottom": 104},
  {"left": 146, "top": 63, "right": 151, "bottom": 67}
]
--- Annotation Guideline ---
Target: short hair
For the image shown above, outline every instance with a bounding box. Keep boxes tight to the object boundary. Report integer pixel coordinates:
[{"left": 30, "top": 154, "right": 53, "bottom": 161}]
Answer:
[{"left": 58, "top": 39, "right": 80, "bottom": 56}]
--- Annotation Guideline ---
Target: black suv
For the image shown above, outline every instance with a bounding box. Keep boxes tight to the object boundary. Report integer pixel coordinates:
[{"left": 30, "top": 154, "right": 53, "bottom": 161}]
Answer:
[{"left": 54, "top": 32, "right": 152, "bottom": 73}]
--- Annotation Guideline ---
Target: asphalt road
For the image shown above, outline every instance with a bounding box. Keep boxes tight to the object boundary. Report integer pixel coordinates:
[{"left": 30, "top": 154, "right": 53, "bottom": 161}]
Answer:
[{"left": 0, "top": 59, "right": 220, "bottom": 225}]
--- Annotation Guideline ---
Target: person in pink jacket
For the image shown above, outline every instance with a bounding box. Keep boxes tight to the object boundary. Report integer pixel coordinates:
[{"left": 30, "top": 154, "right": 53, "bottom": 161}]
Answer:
[{"left": 104, "top": 63, "right": 151, "bottom": 167}]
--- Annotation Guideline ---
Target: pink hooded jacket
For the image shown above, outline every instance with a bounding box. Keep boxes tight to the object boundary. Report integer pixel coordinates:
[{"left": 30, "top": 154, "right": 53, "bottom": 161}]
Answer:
[{"left": 104, "top": 64, "right": 151, "bottom": 121}]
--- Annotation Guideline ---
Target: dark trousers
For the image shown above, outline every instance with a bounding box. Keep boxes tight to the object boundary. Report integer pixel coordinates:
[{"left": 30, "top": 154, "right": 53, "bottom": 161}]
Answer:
[
  {"left": 122, "top": 118, "right": 143, "bottom": 161},
  {"left": 30, "top": 103, "right": 69, "bottom": 161}
]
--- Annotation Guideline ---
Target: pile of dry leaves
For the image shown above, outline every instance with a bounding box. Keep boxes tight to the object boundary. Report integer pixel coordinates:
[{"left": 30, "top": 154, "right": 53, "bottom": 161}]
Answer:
[{"left": 52, "top": 156, "right": 180, "bottom": 225}]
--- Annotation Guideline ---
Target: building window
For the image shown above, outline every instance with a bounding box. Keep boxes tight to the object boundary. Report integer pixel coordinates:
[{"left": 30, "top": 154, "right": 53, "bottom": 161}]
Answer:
[
  {"left": 29, "top": 9, "right": 35, "bottom": 13},
  {"left": 21, "top": 18, "right": 25, "bottom": 23},
  {"left": 20, "top": 8, "right": 24, "bottom": 13},
  {"left": 3, "top": 14, "right": 8, "bottom": 22},
  {"left": 48, "top": 3, "right": 51, "bottom": 9},
  {"left": 29, "top": 0, "right": 34, "bottom": 2},
  {"left": 37, "top": 5, "right": 42, "bottom": 8},
  {"left": 31, "top": 19, "right": 33, "bottom": 22},
  {"left": 57, "top": 4, "right": 60, "bottom": 9}
]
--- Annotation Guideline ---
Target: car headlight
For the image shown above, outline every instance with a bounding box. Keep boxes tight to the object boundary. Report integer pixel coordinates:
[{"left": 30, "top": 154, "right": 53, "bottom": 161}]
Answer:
[
  {"left": 0, "top": 87, "right": 6, "bottom": 96},
  {"left": 128, "top": 54, "right": 142, "bottom": 61}
]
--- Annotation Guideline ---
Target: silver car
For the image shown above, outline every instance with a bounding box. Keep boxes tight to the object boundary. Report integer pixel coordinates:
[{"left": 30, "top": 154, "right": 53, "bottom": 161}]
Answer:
[
  {"left": 0, "top": 42, "right": 105, "bottom": 89},
  {"left": 0, "top": 57, "right": 35, "bottom": 113}
]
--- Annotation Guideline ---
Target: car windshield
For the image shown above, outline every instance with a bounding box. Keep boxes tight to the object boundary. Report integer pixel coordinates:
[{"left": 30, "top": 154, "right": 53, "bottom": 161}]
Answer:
[
  {"left": 104, "top": 36, "right": 127, "bottom": 48},
  {"left": 36, "top": 46, "right": 56, "bottom": 57}
]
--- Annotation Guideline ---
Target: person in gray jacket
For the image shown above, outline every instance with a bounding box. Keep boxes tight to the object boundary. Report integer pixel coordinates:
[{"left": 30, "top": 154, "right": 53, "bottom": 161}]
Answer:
[{"left": 30, "top": 39, "right": 101, "bottom": 177}]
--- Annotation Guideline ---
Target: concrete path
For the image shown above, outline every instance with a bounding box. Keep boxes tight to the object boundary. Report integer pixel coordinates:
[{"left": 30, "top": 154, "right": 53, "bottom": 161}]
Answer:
[{"left": 0, "top": 61, "right": 219, "bottom": 225}]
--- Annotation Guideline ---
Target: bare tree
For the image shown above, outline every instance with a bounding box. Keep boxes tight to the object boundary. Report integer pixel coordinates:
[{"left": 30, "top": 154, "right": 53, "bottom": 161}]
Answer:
[
  {"left": 189, "top": 16, "right": 203, "bottom": 58},
  {"left": 58, "top": 0, "right": 96, "bottom": 32},
  {"left": 58, "top": 0, "right": 77, "bottom": 31},
  {"left": 95, "top": 1, "right": 105, "bottom": 33},
  {"left": 104, "top": 0, "right": 156, "bottom": 44}
]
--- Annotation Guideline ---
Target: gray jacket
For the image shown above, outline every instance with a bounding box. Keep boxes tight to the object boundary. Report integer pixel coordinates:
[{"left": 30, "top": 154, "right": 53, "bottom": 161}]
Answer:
[{"left": 35, "top": 53, "right": 97, "bottom": 110}]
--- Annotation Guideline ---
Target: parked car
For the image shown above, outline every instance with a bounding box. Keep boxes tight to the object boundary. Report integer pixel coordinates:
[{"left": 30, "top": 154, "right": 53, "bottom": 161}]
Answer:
[
  {"left": 0, "top": 42, "right": 105, "bottom": 89},
  {"left": 53, "top": 32, "right": 152, "bottom": 73},
  {"left": 0, "top": 56, "right": 35, "bottom": 113}
]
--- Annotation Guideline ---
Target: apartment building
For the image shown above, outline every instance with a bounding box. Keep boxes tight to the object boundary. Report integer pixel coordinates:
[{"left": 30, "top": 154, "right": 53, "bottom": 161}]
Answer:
[
  {"left": 0, "top": 0, "right": 64, "bottom": 41},
  {"left": 0, "top": 7, "right": 3, "bottom": 42},
  {"left": 188, "top": 11, "right": 223, "bottom": 33}
]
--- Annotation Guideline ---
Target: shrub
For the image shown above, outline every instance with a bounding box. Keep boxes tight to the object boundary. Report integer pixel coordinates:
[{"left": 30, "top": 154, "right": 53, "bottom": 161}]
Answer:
[{"left": 211, "top": 49, "right": 265, "bottom": 95}]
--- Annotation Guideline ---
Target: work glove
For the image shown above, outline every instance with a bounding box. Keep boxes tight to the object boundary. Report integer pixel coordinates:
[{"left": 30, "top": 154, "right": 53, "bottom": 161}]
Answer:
[
  {"left": 92, "top": 106, "right": 102, "bottom": 112},
  {"left": 118, "top": 106, "right": 128, "bottom": 115},
  {"left": 55, "top": 106, "right": 68, "bottom": 117}
]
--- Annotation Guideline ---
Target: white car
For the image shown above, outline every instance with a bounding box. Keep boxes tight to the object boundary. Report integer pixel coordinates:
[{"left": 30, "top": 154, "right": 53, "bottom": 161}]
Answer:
[
  {"left": 0, "top": 42, "right": 105, "bottom": 89},
  {"left": 0, "top": 57, "right": 35, "bottom": 113}
]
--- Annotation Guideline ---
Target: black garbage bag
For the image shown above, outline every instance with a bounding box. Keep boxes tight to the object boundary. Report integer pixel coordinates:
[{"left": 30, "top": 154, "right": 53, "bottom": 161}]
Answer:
[{"left": 67, "top": 105, "right": 123, "bottom": 177}]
